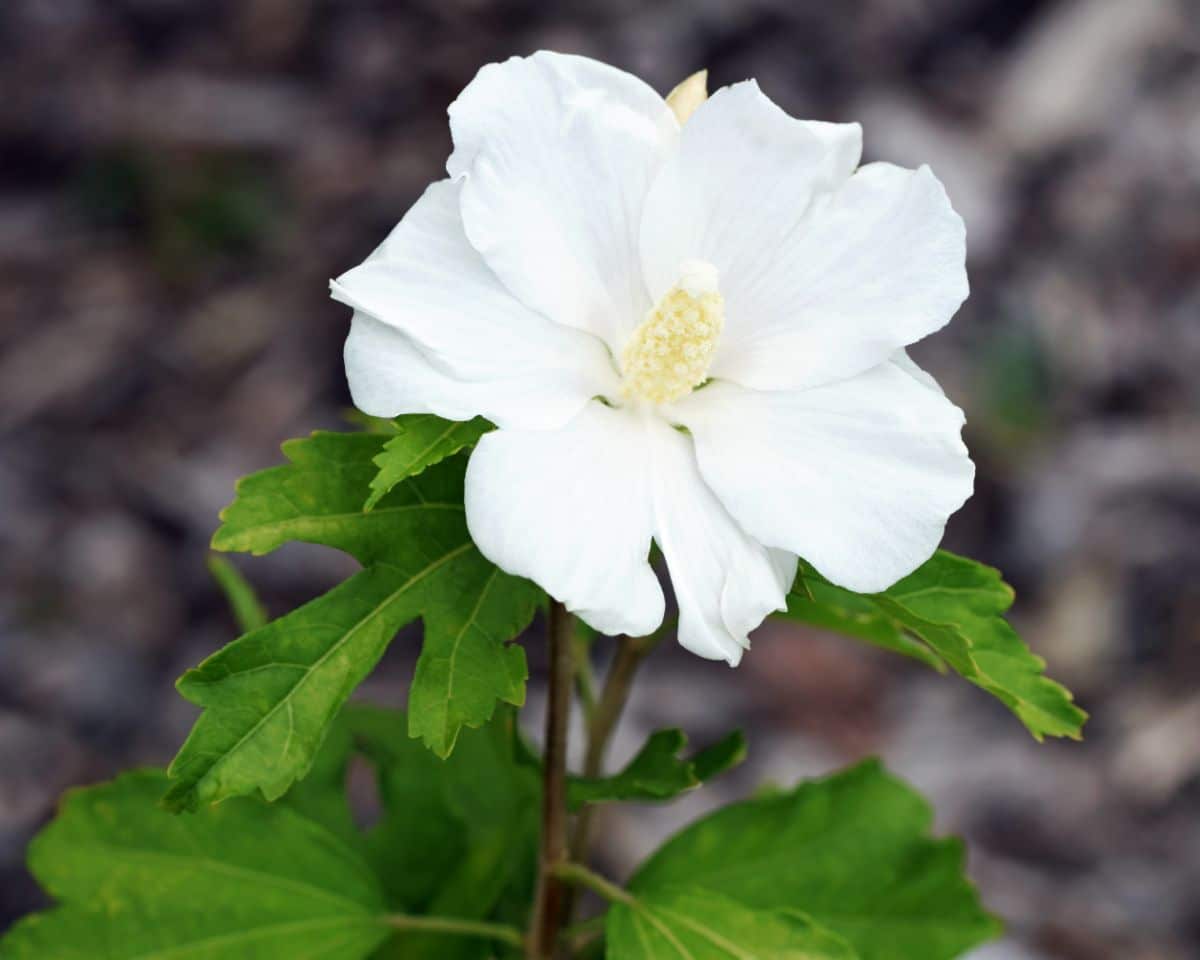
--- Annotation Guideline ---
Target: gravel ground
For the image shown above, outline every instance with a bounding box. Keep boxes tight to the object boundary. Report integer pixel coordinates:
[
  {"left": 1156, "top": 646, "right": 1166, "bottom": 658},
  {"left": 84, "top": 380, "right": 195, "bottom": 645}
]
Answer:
[{"left": 2, "top": 1, "right": 1199, "bottom": 956}]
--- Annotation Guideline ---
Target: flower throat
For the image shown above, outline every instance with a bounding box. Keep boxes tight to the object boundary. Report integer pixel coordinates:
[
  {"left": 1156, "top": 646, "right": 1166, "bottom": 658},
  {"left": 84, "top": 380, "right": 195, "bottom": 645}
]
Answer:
[{"left": 621, "top": 260, "right": 724, "bottom": 405}]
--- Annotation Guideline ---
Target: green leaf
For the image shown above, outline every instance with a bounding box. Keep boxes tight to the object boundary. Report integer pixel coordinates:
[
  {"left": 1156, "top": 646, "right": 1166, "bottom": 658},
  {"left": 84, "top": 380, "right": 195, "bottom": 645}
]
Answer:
[
  {"left": 608, "top": 887, "right": 857, "bottom": 960},
  {"left": 630, "top": 759, "right": 1001, "bottom": 960},
  {"left": 406, "top": 560, "right": 536, "bottom": 760},
  {"left": 349, "top": 706, "right": 467, "bottom": 911},
  {"left": 783, "top": 576, "right": 944, "bottom": 671},
  {"left": 365, "top": 414, "right": 492, "bottom": 510},
  {"left": 167, "top": 432, "right": 540, "bottom": 811},
  {"left": 281, "top": 710, "right": 359, "bottom": 844},
  {"left": 567, "top": 729, "right": 745, "bottom": 811},
  {"left": 690, "top": 731, "right": 748, "bottom": 782},
  {"left": 781, "top": 550, "right": 1086, "bottom": 740},
  {"left": 206, "top": 554, "right": 267, "bottom": 632},
  {"left": 348, "top": 706, "right": 538, "bottom": 960},
  {"left": 0, "top": 770, "right": 390, "bottom": 960},
  {"left": 341, "top": 408, "right": 406, "bottom": 434}
]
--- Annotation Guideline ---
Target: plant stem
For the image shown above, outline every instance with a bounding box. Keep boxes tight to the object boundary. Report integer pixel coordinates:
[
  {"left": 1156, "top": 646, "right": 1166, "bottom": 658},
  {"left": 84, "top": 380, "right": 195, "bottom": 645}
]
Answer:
[
  {"left": 527, "top": 600, "right": 575, "bottom": 960},
  {"left": 573, "top": 630, "right": 599, "bottom": 721},
  {"left": 567, "top": 632, "right": 657, "bottom": 868},
  {"left": 584, "top": 637, "right": 643, "bottom": 777},
  {"left": 553, "top": 862, "right": 635, "bottom": 906},
  {"left": 384, "top": 913, "right": 525, "bottom": 947}
]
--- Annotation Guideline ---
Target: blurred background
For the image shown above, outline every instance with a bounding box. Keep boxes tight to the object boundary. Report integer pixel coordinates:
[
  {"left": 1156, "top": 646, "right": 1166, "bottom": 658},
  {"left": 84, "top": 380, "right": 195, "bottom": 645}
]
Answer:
[{"left": 1, "top": 0, "right": 1198, "bottom": 956}]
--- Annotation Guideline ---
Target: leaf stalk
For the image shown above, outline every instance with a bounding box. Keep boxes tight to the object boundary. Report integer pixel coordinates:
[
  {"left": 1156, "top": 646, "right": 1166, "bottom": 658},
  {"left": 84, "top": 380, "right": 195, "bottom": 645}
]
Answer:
[
  {"left": 552, "top": 861, "right": 634, "bottom": 906},
  {"left": 567, "top": 621, "right": 671, "bottom": 871},
  {"left": 383, "top": 913, "right": 525, "bottom": 947}
]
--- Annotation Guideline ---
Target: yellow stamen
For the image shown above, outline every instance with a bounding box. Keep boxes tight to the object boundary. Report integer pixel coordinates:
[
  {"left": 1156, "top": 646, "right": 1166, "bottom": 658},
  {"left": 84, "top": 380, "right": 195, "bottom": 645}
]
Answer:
[{"left": 621, "top": 260, "right": 724, "bottom": 405}]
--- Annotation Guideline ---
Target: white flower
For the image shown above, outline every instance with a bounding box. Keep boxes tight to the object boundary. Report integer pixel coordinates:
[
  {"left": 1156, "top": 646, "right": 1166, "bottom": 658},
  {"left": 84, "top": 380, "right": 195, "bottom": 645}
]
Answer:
[{"left": 332, "top": 52, "right": 974, "bottom": 666}]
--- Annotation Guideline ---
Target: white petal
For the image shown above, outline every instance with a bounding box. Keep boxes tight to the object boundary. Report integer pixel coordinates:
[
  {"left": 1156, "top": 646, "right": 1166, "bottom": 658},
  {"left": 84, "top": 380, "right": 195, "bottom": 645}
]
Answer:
[
  {"left": 639, "top": 80, "right": 862, "bottom": 308},
  {"left": 891, "top": 347, "right": 946, "bottom": 395},
  {"left": 333, "top": 179, "right": 619, "bottom": 431},
  {"left": 801, "top": 118, "right": 865, "bottom": 178},
  {"left": 671, "top": 359, "right": 974, "bottom": 594},
  {"left": 344, "top": 312, "right": 602, "bottom": 430},
  {"left": 344, "top": 312, "right": 475, "bottom": 421},
  {"left": 708, "top": 162, "right": 969, "bottom": 391},
  {"left": 464, "top": 403, "right": 664, "bottom": 638},
  {"left": 448, "top": 51, "right": 679, "bottom": 350},
  {"left": 646, "top": 418, "right": 794, "bottom": 665}
]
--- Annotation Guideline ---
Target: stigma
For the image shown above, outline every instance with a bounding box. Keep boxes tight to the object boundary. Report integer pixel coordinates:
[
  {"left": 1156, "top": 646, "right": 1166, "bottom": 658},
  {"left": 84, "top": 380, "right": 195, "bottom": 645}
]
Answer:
[{"left": 621, "top": 260, "right": 725, "bottom": 405}]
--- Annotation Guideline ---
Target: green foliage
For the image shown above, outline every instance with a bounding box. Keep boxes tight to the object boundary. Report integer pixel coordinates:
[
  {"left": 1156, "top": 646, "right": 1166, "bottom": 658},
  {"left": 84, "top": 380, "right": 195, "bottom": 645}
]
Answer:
[
  {"left": 166, "top": 431, "right": 541, "bottom": 811},
  {"left": 279, "top": 710, "right": 360, "bottom": 843},
  {"left": 0, "top": 770, "right": 390, "bottom": 960},
  {"left": 207, "top": 554, "right": 268, "bottom": 632},
  {"left": 607, "top": 888, "right": 856, "bottom": 960},
  {"left": 2, "top": 708, "right": 539, "bottom": 960},
  {"left": 3, "top": 704, "right": 1002, "bottom": 960},
  {"left": 628, "top": 759, "right": 1001, "bottom": 960},
  {"left": 349, "top": 706, "right": 538, "bottom": 959},
  {"left": 781, "top": 550, "right": 1086, "bottom": 741},
  {"left": 18, "top": 117, "right": 1083, "bottom": 959},
  {"left": 8, "top": 404, "right": 1056, "bottom": 960},
  {"left": 567, "top": 729, "right": 745, "bottom": 811},
  {"left": 365, "top": 414, "right": 493, "bottom": 510}
]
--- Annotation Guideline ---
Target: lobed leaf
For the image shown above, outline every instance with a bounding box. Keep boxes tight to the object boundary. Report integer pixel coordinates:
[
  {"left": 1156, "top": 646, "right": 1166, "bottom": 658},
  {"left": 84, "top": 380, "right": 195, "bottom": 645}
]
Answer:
[
  {"left": 167, "top": 432, "right": 540, "bottom": 811},
  {"left": 364, "top": 414, "right": 492, "bottom": 510},
  {"left": 567, "top": 729, "right": 745, "bottom": 811},
  {"left": 781, "top": 550, "right": 1086, "bottom": 740},
  {"left": 629, "top": 759, "right": 1001, "bottom": 960},
  {"left": 406, "top": 554, "right": 535, "bottom": 759}
]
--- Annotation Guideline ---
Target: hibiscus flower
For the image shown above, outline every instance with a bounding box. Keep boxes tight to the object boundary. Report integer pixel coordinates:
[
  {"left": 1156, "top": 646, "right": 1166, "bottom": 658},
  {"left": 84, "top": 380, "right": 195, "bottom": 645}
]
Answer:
[{"left": 332, "top": 52, "right": 974, "bottom": 665}]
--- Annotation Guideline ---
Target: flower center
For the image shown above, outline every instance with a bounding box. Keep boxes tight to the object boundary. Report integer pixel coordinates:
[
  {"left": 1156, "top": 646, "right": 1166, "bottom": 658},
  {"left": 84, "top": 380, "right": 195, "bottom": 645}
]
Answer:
[{"left": 621, "top": 260, "right": 725, "bottom": 405}]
